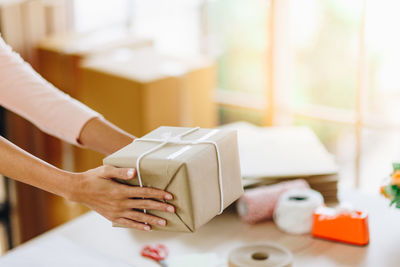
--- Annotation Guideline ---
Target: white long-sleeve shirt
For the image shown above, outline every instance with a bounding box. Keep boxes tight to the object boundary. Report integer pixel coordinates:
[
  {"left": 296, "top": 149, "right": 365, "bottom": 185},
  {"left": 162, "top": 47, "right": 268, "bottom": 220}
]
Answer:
[{"left": 0, "top": 35, "right": 100, "bottom": 145}]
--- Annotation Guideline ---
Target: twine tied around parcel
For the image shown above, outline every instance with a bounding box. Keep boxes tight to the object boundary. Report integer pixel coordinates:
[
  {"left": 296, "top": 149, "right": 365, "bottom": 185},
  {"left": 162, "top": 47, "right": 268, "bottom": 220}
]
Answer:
[{"left": 132, "top": 127, "right": 225, "bottom": 215}]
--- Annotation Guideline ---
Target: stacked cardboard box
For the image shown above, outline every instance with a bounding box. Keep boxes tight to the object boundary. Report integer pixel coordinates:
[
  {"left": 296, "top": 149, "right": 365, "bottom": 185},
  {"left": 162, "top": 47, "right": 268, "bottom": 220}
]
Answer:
[
  {"left": 74, "top": 47, "right": 217, "bottom": 171},
  {"left": 35, "top": 31, "right": 154, "bottom": 173},
  {"left": 36, "top": 30, "right": 153, "bottom": 97}
]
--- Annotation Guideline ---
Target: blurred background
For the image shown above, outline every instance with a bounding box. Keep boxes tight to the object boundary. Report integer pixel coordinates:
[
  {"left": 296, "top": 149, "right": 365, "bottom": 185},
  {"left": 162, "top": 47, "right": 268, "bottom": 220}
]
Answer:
[{"left": 0, "top": 0, "right": 399, "bottom": 255}]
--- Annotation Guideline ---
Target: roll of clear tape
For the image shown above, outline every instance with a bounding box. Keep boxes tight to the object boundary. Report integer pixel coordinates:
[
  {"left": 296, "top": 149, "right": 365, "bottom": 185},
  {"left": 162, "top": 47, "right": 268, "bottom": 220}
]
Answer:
[
  {"left": 273, "top": 188, "right": 324, "bottom": 234},
  {"left": 228, "top": 243, "right": 292, "bottom": 267}
]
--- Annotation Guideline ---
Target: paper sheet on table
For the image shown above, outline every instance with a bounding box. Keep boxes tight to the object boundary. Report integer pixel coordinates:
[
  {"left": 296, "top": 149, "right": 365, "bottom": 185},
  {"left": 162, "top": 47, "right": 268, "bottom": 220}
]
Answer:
[
  {"left": 0, "top": 235, "right": 132, "bottom": 267},
  {"left": 219, "top": 122, "right": 338, "bottom": 179}
]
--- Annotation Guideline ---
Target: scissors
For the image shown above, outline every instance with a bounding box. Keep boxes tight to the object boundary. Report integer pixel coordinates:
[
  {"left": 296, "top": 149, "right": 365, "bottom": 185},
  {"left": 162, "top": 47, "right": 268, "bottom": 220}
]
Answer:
[{"left": 141, "top": 244, "right": 169, "bottom": 267}]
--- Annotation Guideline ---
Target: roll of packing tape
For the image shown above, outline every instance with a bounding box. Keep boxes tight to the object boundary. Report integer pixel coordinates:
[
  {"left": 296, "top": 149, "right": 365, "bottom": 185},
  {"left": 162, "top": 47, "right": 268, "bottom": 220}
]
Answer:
[
  {"left": 237, "top": 179, "right": 309, "bottom": 224},
  {"left": 228, "top": 243, "right": 292, "bottom": 267},
  {"left": 273, "top": 188, "right": 323, "bottom": 234}
]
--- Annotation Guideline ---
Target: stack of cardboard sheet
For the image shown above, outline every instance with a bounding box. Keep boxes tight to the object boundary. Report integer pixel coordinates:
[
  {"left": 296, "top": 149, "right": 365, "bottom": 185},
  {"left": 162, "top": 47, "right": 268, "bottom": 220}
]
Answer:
[{"left": 219, "top": 122, "right": 339, "bottom": 203}]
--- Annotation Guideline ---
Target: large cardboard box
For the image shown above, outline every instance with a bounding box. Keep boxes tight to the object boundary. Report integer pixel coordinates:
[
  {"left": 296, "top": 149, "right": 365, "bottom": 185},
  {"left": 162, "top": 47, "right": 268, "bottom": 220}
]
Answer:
[
  {"left": 36, "top": 30, "right": 153, "bottom": 97},
  {"left": 103, "top": 126, "right": 243, "bottom": 232},
  {"left": 75, "top": 47, "right": 217, "bottom": 172},
  {"left": 35, "top": 30, "right": 153, "bottom": 174}
]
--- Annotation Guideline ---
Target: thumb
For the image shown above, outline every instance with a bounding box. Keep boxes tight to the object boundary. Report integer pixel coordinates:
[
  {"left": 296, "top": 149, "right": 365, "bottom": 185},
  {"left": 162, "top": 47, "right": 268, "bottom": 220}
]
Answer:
[{"left": 101, "top": 165, "right": 136, "bottom": 180}]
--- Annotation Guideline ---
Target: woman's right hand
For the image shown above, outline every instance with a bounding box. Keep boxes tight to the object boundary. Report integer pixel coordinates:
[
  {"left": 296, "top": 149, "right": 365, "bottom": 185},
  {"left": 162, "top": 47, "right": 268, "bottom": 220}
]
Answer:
[{"left": 67, "top": 165, "right": 175, "bottom": 231}]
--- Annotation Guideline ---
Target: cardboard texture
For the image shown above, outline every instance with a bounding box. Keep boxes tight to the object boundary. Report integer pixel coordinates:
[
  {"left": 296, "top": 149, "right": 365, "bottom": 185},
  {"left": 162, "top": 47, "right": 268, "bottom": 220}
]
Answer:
[
  {"left": 103, "top": 126, "right": 243, "bottom": 232},
  {"left": 80, "top": 47, "right": 217, "bottom": 132},
  {"left": 36, "top": 30, "right": 153, "bottom": 97},
  {"left": 75, "top": 47, "right": 217, "bottom": 172}
]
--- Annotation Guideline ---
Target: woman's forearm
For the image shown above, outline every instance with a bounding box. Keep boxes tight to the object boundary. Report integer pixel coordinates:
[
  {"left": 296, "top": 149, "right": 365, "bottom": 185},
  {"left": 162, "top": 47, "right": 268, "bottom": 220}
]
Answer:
[
  {"left": 0, "top": 117, "right": 135, "bottom": 199},
  {"left": 0, "top": 136, "right": 73, "bottom": 199},
  {"left": 78, "top": 117, "right": 135, "bottom": 155},
  {"left": 0, "top": 135, "right": 175, "bottom": 231}
]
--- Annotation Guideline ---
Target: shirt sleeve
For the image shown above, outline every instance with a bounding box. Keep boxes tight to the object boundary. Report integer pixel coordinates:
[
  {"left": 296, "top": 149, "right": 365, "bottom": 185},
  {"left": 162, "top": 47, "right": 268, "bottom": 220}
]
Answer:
[{"left": 0, "top": 35, "right": 101, "bottom": 145}]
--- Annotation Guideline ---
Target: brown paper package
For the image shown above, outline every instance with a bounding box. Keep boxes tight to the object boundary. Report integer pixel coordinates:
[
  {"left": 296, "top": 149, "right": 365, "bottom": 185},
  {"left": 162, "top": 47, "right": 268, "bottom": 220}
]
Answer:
[{"left": 103, "top": 126, "right": 243, "bottom": 232}]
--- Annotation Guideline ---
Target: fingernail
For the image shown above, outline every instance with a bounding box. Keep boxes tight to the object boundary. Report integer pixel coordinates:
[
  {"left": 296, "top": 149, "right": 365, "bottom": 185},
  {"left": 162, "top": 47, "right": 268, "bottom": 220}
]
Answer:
[
  {"left": 144, "top": 225, "right": 151, "bottom": 231},
  {"left": 127, "top": 169, "right": 134, "bottom": 178},
  {"left": 158, "top": 220, "right": 166, "bottom": 226},
  {"left": 167, "top": 206, "right": 175, "bottom": 213},
  {"left": 165, "top": 194, "right": 173, "bottom": 200}
]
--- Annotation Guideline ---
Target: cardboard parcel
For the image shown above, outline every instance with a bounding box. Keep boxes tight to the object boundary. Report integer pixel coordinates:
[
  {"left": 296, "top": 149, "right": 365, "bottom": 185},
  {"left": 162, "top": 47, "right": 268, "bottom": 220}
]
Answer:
[{"left": 103, "top": 126, "right": 243, "bottom": 232}]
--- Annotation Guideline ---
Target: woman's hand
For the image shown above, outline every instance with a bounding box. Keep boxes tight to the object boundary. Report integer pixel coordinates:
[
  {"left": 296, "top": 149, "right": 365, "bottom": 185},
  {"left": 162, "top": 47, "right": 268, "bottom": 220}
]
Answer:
[{"left": 68, "top": 165, "right": 175, "bottom": 231}]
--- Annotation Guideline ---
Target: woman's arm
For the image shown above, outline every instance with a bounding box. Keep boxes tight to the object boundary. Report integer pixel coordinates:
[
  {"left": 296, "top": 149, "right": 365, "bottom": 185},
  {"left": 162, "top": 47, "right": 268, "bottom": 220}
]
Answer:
[
  {"left": 78, "top": 117, "right": 134, "bottom": 155},
  {"left": 0, "top": 36, "right": 176, "bottom": 231},
  {"left": 0, "top": 35, "right": 134, "bottom": 155},
  {"left": 0, "top": 35, "right": 99, "bottom": 146},
  {"left": 0, "top": 136, "right": 175, "bottom": 231}
]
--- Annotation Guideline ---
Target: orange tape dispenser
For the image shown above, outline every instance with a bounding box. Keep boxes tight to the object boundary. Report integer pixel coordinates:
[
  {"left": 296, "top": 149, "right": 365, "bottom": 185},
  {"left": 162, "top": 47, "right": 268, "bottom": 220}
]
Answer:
[{"left": 311, "top": 206, "right": 369, "bottom": 246}]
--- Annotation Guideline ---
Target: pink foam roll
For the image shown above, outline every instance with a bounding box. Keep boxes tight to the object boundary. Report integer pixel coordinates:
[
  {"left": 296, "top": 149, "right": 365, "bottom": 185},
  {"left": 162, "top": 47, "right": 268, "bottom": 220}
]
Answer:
[{"left": 237, "top": 179, "right": 310, "bottom": 224}]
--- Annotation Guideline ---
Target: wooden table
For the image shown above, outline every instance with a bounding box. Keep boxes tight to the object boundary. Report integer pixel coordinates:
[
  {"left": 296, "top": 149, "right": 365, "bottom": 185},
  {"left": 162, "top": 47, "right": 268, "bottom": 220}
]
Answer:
[{"left": 1, "top": 190, "right": 399, "bottom": 266}]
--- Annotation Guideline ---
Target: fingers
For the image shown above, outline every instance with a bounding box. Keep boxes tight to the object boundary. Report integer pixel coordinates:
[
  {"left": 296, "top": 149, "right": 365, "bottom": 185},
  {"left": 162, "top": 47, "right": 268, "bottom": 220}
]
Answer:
[
  {"left": 123, "top": 199, "right": 175, "bottom": 213},
  {"left": 114, "top": 218, "right": 151, "bottom": 231},
  {"left": 113, "top": 210, "right": 168, "bottom": 231},
  {"left": 124, "top": 186, "right": 173, "bottom": 200},
  {"left": 108, "top": 181, "right": 173, "bottom": 201},
  {"left": 99, "top": 165, "right": 136, "bottom": 180},
  {"left": 111, "top": 201, "right": 173, "bottom": 231},
  {"left": 123, "top": 210, "right": 167, "bottom": 227},
  {"left": 99, "top": 166, "right": 174, "bottom": 201}
]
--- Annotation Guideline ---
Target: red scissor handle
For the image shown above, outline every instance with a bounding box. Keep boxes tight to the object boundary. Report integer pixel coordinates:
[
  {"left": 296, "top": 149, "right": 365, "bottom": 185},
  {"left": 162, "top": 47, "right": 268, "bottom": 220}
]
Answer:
[{"left": 141, "top": 244, "right": 168, "bottom": 262}]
